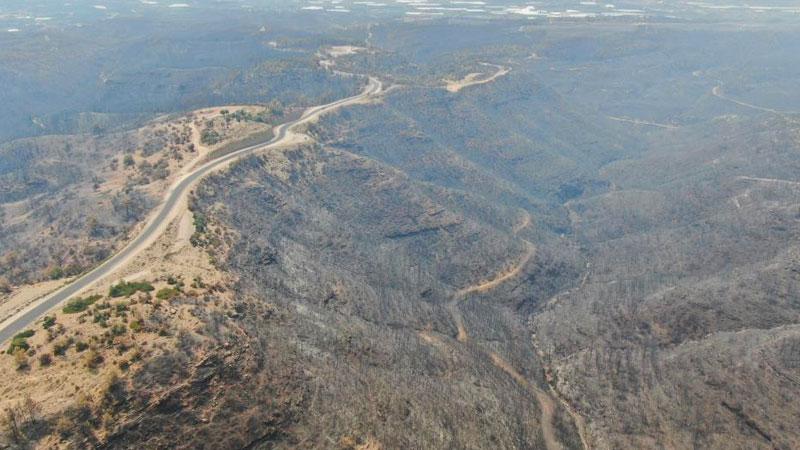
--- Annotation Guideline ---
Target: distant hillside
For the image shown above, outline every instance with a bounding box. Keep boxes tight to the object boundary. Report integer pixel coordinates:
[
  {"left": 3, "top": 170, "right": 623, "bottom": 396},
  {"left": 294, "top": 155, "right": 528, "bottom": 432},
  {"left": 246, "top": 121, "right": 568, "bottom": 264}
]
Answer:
[{"left": 0, "top": 12, "right": 361, "bottom": 143}]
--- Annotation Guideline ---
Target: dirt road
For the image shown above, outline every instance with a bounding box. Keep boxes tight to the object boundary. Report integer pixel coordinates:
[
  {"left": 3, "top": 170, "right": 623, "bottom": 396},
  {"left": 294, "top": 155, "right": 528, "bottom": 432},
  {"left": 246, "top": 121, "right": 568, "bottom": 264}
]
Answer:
[
  {"left": 712, "top": 85, "right": 797, "bottom": 115},
  {"left": 445, "top": 63, "right": 510, "bottom": 93},
  {"left": 455, "top": 240, "right": 535, "bottom": 297}
]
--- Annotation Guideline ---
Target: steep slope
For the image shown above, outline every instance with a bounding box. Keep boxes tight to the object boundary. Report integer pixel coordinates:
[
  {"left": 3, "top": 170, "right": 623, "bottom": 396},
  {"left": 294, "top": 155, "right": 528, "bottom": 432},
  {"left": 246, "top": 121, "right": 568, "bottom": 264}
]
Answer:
[
  {"left": 532, "top": 115, "right": 800, "bottom": 449},
  {"left": 160, "top": 144, "right": 586, "bottom": 448}
]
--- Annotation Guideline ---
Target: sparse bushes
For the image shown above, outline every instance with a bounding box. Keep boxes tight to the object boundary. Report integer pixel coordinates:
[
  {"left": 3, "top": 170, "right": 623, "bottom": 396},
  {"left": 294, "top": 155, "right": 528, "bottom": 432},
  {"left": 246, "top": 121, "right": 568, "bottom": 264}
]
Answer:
[
  {"left": 55, "top": 394, "right": 95, "bottom": 440},
  {"left": 49, "top": 264, "right": 83, "bottom": 280},
  {"left": 13, "top": 349, "right": 28, "bottom": 370},
  {"left": 45, "top": 324, "right": 63, "bottom": 342},
  {"left": 83, "top": 349, "right": 104, "bottom": 369},
  {"left": 54, "top": 415, "right": 73, "bottom": 439},
  {"left": 1, "top": 396, "right": 41, "bottom": 444},
  {"left": 62, "top": 294, "right": 102, "bottom": 314},
  {"left": 93, "top": 309, "right": 111, "bottom": 327},
  {"left": 200, "top": 128, "right": 222, "bottom": 145},
  {"left": 53, "top": 338, "right": 73, "bottom": 356},
  {"left": 115, "top": 302, "right": 129, "bottom": 313},
  {"left": 138, "top": 158, "right": 170, "bottom": 181},
  {"left": 112, "top": 188, "right": 151, "bottom": 222},
  {"left": 109, "top": 281, "right": 154, "bottom": 298},
  {"left": 226, "top": 103, "right": 284, "bottom": 124},
  {"left": 191, "top": 276, "right": 205, "bottom": 289},
  {"left": 99, "top": 371, "right": 127, "bottom": 411}
]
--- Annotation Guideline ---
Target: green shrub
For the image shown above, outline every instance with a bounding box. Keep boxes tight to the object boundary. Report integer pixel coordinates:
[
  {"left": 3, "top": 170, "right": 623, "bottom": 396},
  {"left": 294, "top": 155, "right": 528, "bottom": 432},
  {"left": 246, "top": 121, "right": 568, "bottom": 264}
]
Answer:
[
  {"left": 53, "top": 339, "right": 72, "bottom": 356},
  {"left": 49, "top": 266, "right": 65, "bottom": 280},
  {"left": 15, "top": 330, "right": 34, "bottom": 339},
  {"left": 42, "top": 316, "right": 56, "bottom": 329},
  {"left": 109, "top": 281, "right": 154, "bottom": 298},
  {"left": 93, "top": 310, "right": 110, "bottom": 327},
  {"left": 50, "top": 265, "right": 82, "bottom": 280},
  {"left": 6, "top": 330, "right": 35, "bottom": 354},
  {"left": 129, "top": 320, "right": 144, "bottom": 333},
  {"left": 156, "top": 287, "right": 180, "bottom": 300},
  {"left": 63, "top": 295, "right": 102, "bottom": 314},
  {"left": 75, "top": 341, "right": 89, "bottom": 353},
  {"left": 192, "top": 213, "right": 207, "bottom": 233},
  {"left": 200, "top": 128, "right": 221, "bottom": 145},
  {"left": 115, "top": 302, "right": 129, "bottom": 313}
]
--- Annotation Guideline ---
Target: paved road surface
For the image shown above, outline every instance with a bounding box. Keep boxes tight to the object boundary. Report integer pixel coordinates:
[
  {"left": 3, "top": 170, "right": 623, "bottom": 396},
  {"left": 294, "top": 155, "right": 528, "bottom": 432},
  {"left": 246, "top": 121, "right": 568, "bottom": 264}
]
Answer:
[{"left": 0, "top": 77, "right": 381, "bottom": 345}]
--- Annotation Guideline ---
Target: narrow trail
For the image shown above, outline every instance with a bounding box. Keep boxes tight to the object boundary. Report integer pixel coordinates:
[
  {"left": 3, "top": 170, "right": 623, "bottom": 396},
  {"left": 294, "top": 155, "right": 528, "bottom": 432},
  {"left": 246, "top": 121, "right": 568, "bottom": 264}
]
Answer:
[
  {"left": 489, "top": 352, "right": 563, "bottom": 450},
  {"left": 606, "top": 116, "right": 678, "bottom": 129},
  {"left": 545, "top": 262, "right": 590, "bottom": 309},
  {"left": 434, "top": 210, "right": 587, "bottom": 449},
  {"left": 448, "top": 210, "right": 531, "bottom": 334},
  {"left": 737, "top": 176, "right": 800, "bottom": 187},
  {"left": 531, "top": 334, "right": 592, "bottom": 450},
  {"left": 447, "top": 302, "right": 469, "bottom": 343},
  {"left": 444, "top": 63, "right": 510, "bottom": 93},
  {"left": 534, "top": 260, "right": 594, "bottom": 448},
  {"left": 512, "top": 210, "right": 532, "bottom": 234},
  {"left": 712, "top": 85, "right": 798, "bottom": 115},
  {"left": 455, "top": 240, "right": 536, "bottom": 297},
  {"left": 418, "top": 329, "right": 449, "bottom": 350}
]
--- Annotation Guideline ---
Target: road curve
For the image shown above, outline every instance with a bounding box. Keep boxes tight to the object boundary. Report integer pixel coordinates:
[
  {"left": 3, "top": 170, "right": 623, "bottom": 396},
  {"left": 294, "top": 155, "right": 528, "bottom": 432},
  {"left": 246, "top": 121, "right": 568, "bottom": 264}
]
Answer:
[
  {"left": 0, "top": 76, "right": 382, "bottom": 345},
  {"left": 712, "top": 85, "right": 798, "bottom": 115}
]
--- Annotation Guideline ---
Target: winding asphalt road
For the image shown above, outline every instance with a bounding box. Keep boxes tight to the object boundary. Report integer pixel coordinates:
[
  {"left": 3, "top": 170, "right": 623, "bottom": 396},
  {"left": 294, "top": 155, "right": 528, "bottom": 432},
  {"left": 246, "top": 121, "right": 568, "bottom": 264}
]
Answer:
[{"left": 0, "top": 76, "right": 381, "bottom": 345}]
